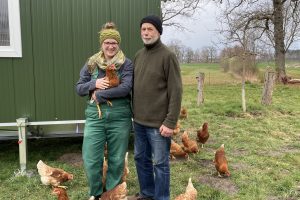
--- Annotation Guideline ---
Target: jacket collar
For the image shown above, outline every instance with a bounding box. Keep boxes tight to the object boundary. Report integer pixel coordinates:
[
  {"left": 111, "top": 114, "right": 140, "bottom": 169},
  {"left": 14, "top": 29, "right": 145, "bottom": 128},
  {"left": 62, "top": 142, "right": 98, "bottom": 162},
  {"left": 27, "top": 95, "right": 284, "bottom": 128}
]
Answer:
[{"left": 144, "top": 38, "right": 162, "bottom": 51}]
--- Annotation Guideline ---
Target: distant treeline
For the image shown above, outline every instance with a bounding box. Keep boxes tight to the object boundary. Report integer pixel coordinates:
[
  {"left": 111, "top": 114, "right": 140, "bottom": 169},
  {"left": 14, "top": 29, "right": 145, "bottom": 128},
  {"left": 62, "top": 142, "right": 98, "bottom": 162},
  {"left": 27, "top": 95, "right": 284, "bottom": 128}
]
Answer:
[{"left": 286, "top": 49, "right": 300, "bottom": 60}]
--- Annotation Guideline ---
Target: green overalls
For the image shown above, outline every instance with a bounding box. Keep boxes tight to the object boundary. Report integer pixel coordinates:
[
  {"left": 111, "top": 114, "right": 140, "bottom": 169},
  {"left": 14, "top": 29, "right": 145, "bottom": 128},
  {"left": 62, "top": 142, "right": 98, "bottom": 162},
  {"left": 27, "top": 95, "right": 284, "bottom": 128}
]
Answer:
[{"left": 82, "top": 68, "right": 132, "bottom": 197}]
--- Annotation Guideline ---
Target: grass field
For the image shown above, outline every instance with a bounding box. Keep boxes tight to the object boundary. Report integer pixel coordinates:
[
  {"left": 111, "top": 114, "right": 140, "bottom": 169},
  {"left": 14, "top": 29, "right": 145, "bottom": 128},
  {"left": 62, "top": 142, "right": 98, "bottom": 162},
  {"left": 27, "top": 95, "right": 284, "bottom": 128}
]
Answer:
[{"left": 0, "top": 62, "right": 300, "bottom": 200}]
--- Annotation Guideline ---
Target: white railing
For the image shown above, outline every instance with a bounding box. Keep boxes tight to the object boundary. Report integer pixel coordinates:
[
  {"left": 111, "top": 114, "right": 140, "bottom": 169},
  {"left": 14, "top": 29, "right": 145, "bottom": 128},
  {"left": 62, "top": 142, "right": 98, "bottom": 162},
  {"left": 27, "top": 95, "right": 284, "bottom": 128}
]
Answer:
[{"left": 0, "top": 118, "right": 86, "bottom": 176}]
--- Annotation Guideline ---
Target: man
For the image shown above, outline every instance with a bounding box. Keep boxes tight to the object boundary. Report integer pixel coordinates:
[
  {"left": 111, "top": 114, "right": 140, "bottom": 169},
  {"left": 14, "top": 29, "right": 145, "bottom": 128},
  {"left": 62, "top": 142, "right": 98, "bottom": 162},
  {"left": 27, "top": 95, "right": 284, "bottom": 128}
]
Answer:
[{"left": 133, "top": 15, "right": 183, "bottom": 200}]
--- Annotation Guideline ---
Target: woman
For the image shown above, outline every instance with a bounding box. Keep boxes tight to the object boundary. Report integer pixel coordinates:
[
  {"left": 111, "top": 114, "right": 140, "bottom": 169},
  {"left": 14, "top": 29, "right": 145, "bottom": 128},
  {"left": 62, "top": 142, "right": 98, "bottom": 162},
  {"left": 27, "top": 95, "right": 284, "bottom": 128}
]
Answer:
[{"left": 76, "top": 22, "right": 133, "bottom": 199}]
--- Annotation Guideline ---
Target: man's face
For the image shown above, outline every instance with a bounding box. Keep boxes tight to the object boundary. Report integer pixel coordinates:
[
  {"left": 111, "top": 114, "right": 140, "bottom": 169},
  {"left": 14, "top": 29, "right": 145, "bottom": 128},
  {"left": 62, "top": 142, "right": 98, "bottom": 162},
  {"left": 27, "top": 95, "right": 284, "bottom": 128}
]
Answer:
[{"left": 140, "top": 23, "right": 160, "bottom": 45}]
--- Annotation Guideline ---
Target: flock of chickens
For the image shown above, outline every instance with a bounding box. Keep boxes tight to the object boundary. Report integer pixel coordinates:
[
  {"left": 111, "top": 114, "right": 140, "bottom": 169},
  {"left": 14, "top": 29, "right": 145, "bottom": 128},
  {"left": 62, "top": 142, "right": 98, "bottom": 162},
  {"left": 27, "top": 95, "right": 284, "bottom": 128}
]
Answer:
[
  {"left": 170, "top": 107, "right": 231, "bottom": 200},
  {"left": 36, "top": 151, "right": 130, "bottom": 200},
  {"left": 36, "top": 107, "right": 230, "bottom": 200},
  {"left": 37, "top": 160, "right": 73, "bottom": 199}
]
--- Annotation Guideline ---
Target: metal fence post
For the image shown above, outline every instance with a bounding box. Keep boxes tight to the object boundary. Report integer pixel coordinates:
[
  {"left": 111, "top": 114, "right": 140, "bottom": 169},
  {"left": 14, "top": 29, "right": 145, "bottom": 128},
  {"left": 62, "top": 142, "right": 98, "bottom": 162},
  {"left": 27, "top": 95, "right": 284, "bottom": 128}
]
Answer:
[{"left": 16, "top": 118, "right": 28, "bottom": 173}]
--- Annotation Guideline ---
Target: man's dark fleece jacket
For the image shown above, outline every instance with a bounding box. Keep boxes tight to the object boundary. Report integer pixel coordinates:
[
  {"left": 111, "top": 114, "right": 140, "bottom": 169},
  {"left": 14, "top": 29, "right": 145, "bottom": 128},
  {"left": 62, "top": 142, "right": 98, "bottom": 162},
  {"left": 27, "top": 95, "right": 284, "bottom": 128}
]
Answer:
[{"left": 133, "top": 39, "right": 182, "bottom": 129}]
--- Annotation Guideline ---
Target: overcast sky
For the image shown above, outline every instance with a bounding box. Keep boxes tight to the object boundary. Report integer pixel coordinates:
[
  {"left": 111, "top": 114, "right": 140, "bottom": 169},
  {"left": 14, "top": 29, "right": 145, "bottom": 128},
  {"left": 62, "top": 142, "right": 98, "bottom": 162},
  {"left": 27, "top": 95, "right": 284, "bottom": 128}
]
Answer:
[
  {"left": 161, "top": 2, "right": 300, "bottom": 51},
  {"left": 161, "top": 2, "right": 222, "bottom": 51}
]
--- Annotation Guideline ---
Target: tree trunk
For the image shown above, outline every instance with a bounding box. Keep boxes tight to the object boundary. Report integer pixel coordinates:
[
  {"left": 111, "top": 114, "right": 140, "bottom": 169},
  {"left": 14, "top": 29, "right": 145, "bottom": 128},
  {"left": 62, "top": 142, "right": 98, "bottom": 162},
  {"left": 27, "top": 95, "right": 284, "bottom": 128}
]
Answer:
[
  {"left": 261, "top": 71, "right": 276, "bottom": 105},
  {"left": 273, "top": 0, "right": 287, "bottom": 83},
  {"left": 196, "top": 72, "right": 205, "bottom": 105}
]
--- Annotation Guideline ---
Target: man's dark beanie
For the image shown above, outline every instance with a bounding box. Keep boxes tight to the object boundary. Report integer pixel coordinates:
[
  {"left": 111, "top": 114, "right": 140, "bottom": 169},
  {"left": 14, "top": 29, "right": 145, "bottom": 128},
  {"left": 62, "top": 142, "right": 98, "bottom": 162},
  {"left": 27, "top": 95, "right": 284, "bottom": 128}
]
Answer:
[{"left": 140, "top": 15, "right": 163, "bottom": 35}]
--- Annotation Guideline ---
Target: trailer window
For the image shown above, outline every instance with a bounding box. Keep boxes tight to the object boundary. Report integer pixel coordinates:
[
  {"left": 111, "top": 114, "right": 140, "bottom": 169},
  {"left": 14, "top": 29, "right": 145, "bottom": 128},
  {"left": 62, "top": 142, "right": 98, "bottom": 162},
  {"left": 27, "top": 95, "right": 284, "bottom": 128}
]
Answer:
[{"left": 0, "top": 0, "right": 22, "bottom": 57}]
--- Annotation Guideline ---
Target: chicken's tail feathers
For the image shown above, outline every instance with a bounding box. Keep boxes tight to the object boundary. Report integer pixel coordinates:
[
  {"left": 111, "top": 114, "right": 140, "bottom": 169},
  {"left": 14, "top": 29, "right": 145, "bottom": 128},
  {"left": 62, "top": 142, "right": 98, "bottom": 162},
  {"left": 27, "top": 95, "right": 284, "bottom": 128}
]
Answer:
[
  {"left": 182, "top": 131, "right": 188, "bottom": 138},
  {"left": 124, "top": 152, "right": 129, "bottom": 174},
  {"left": 188, "top": 177, "right": 192, "bottom": 185},
  {"left": 124, "top": 152, "right": 129, "bottom": 167},
  {"left": 187, "top": 177, "right": 194, "bottom": 189},
  {"left": 89, "top": 196, "right": 95, "bottom": 200},
  {"left": 121, "top": 181, "right": 127, "bottom": 187},
  {"left": 37, "top": 160, "right": 46, "bottom": 171},
  {"left": 186, "top": 177, "right": 197, "bottom": 197},
  {"left": 37, "top": 160, "right": 50, "bottom": 176},
  {"left": 37, "top": 160, "right": 44, "bottom": 167}
]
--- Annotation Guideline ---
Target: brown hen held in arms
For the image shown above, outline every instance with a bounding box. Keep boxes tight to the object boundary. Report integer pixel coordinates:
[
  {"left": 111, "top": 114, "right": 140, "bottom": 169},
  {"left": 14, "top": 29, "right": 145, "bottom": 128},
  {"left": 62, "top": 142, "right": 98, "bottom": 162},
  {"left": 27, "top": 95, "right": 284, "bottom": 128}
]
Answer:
[{"left": 95, "top": 64, "right": 120, "bottom": 118}]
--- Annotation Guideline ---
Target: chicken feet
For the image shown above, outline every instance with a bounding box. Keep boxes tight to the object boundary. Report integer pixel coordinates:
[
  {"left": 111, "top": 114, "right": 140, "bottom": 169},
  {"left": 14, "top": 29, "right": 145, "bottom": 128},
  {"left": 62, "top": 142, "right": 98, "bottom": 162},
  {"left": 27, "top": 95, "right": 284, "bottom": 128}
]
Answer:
[{"left": 96, "top": 101, "right": 113, "bottom": 119}]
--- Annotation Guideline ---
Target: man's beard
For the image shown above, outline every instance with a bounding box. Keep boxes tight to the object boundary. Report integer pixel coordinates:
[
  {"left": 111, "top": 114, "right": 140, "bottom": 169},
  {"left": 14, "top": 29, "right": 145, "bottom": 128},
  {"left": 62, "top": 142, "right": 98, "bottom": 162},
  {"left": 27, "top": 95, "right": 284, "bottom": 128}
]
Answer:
[{"left": 142, "top": 35, "right": 159, "bottom": 45}]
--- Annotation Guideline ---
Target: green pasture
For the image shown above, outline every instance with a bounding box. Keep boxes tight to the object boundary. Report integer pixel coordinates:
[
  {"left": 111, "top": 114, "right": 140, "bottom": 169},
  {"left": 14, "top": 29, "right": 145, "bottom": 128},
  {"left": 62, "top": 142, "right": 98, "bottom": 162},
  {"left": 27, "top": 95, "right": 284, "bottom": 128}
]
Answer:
[{"left": 0, "top": 62, "right": 299, "bottom": 199}]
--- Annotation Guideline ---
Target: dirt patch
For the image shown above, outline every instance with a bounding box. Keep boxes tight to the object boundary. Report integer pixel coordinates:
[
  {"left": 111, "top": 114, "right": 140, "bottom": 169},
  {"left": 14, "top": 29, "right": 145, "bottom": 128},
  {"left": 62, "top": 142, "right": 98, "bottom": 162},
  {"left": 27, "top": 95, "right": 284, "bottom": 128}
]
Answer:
[
  {"left": 170, "top": 157, "right": 189, "bottom": 164},
  {"left": 268, "top": 196, "right": 298, "bottom": 200},
  {"left": 199, "top": 174, "right": 238, "bottom": 194},
  {"left": 260, "top": 145, "right": 300, "bottom": 157},
  {"left": 230, "top": 148, "right": 249, "bottom": 157},
  {"left": 198, "top": 158, "right": 214, "bottom": 168},
  {"left": 57, "top": 152, "right": 83, "bottom": 167},
  {"left": 230, "top": 162, "right": 249, "bottom": 171},
  {"left": 218, "top": 123, "right": 233, "bottom": 129}
]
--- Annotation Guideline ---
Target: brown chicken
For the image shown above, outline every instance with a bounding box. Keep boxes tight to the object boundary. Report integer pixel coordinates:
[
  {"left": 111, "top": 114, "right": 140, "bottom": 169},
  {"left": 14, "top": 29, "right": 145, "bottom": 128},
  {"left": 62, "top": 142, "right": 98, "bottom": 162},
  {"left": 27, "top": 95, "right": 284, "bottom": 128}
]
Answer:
[
  {"left": 52, "top": 187, "right": 69, "bottom": 200},
  {"left": 103, "top": 152, "right": 129, "bottom": 189},
  {"left": 102, "top": 157, "right": 108, "bottom": 189},
  {"left": 104, "top": 143, "right": 108, "bottom": 158},
  {"left": 170, "top": 139, "right": 189, "bottom": 160},
  {"left": 179, "top": 107, "right": 188, "bottom": 119},
  {"left": 100, "top": 182, "right": 128, "bottom": 200},
  {"left": 105, "top": 64, "right": 119, "bottom": 88},
  {"left": 95, "top": 64, "right": 120, "bottom": 118},
  {"left": 214, "top": 144, "right": 230, "bottom": 177},
  {"left": 173, "top": 121, "right": 181, "bottom": 136},
  {"left": 37, "top": 160, "right": 73, "bottom": 187},
  {"left": 181, "top": 131, "right": 199, "bottom": 153},
  {"left": 174, "top": 178, "right": 197, "bottom": 200},
  {"left": 121, "top": 152, "right": 129, "bottom": 182},
  {"left": 197, "top": 122, "right": 209, "bottom": 148}
]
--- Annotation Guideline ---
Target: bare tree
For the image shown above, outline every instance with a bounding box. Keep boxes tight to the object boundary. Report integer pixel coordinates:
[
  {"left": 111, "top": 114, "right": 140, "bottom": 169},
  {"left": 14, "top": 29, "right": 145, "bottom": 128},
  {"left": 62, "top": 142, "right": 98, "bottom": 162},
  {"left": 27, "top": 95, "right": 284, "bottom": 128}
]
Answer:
[
  {"left": 194, "top": 49, "right": 202, "bottom": 62},
  {"left": 185, "top": 47, "right": 194, "bottom": 63},
  {"left": 200, "top": 47, "right": 210, "bottom": 62},
  {"left": 167, "top": 39, "right": 186, "bottom": 63},
  {"left": 207, "top": 46, "right": 217, "bottom": 62},
  {"left": 215, "top": 0, "right": 300, "bottom": 83},
  {"left": 161, "top": 0, "right": 203, "bottom": 30}
]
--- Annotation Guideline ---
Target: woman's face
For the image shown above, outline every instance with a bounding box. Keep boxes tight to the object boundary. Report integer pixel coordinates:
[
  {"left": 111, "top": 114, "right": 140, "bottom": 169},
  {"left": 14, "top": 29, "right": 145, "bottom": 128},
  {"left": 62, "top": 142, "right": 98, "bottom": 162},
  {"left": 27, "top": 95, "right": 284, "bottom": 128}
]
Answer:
[{"left": 102, "top": 39, "right": 119, "bottom": 60}]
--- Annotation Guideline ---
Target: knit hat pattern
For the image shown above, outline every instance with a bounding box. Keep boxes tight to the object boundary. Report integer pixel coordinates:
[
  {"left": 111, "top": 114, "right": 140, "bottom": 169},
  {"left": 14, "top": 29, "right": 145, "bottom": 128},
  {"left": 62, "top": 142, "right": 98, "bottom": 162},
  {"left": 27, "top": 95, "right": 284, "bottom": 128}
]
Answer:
[
  {"left": 140, "top": 15, "right": 163, "bottom": 35},
  {"left": 99, "top": 22, "right": 121, "bottom": 45}
]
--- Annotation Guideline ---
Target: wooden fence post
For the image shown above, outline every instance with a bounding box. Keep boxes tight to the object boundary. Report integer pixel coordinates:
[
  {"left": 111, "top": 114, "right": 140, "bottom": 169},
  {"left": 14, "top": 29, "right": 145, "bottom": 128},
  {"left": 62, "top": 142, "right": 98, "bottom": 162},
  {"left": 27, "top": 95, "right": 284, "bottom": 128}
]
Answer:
[
  {"left": 196, "top": 72, "right": 205, "bottom": 105},
  {"left": 261, "top": 71, "right": 276, "bottom": 105},
  {"left": 241, "top": 55, "right": 246, "bottom": 112}
]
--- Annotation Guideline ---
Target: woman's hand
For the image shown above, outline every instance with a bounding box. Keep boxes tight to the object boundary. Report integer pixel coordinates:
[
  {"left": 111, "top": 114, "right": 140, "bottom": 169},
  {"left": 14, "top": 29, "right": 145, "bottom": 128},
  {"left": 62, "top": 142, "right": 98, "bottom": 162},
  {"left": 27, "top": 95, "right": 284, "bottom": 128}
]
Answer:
[{"left": 95, "top": 78, "right": 109, "bottom": 90}]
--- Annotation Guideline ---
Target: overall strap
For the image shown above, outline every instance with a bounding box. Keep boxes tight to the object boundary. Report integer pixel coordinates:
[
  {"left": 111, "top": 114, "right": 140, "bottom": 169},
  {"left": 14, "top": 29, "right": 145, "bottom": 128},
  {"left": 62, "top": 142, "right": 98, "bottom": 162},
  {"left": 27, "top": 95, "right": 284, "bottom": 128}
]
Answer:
[{"left": 91, "top": 67, "right": 99, "bottom": 80}]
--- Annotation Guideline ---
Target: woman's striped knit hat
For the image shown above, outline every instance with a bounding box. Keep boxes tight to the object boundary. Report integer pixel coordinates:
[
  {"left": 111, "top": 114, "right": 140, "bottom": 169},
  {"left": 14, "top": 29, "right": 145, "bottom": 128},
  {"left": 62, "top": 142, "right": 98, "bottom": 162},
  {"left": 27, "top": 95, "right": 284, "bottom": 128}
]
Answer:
[{"left": 99, "top": 22, "right": 121, "bottom": 45}]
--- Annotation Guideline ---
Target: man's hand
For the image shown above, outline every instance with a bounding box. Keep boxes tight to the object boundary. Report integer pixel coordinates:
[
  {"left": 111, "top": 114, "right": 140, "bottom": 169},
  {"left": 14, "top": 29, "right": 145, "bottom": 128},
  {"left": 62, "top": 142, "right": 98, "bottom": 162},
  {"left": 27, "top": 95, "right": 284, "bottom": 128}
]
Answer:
[
  {"left": 159, "top": 125, "right": 174, "bottom": 137},
  {"left": 95, "top": 78, "right": 109, "bottom": 90}
]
